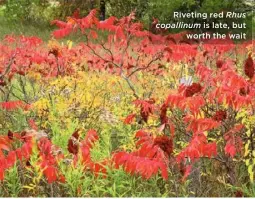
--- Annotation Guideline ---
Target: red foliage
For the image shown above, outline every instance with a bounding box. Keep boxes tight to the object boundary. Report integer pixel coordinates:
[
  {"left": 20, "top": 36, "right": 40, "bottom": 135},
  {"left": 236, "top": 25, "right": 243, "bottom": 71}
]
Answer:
[
  {"left": 38, "top": 138, "right": 63, "bottom": 183},
  {"left": 0, "top": 9, "right": 253, "bottom": 187},
  {"left": 112, "top": 130, "right": 172, "bottom": 180},
  {"left": 176, "top": 132, "right": 217, "bottom": 163},
  {"left": 0, "top": 132, "right": 33, "bottom": 181},
  {"left": 43, "top": 166, "right": 58, "bottom": 184},
  {"left": 224, "top": 124, "right": 244, "bottom": 158},
  {"left": 181, "top": 165, "right": 192, "bottom": 182},
  {"left": 133, "top": 99, "right": 156, "bottom": 123},
  {"left": 113, "top": 151, "right": 168, "bottom": 180},
  {"left": 124, "top": 113, "right": 136, "bottom": 124},
  {"left": 78, "top": 129, "right": 107, "bottom": 177},
  {"left": 28, "top": 119, "right": 38, "bottom": 131},
  {"left": 0, "top": 101, "right": 30, "bottom": 111},
  {"left": 184, "top": 115, "right": 221, "bottom": 133}
]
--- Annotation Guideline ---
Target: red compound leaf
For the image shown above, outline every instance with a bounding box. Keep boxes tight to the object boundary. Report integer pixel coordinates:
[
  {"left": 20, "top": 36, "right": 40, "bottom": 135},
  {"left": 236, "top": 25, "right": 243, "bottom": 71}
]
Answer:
[
  {"left": 43, "top": 166, "right": 58, "bottom": 184},
  {"left": 133, "top": 99, "right": 156, "bottom": 123},
  {"left": 124, "top": 113, "right": 136, "bottom": 124},
  {"left": 0, "top": 101, "right": 30, "bottom": 111}
]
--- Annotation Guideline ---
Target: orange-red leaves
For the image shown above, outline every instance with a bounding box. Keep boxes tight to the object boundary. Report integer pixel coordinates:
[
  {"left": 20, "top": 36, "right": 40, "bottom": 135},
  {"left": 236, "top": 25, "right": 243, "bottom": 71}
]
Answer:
[
  {"left": 124, "top": 113, "right": 136, "bottom": 124},
  {"left": 181, "top": 165, "right": 192, "bottom": 182},
  {"left": 133, "top": 99, "right": 156, "bottom": 123},
  {"left": 51, "top": 20, "right": 69, "bottom": 29},
  {"left": 184, "top": 116, "right": 221, "bottom": 133},
  {"left": 98, "top": 16, "right": 117, "bottom": 29},
  {"left": 28, "top": 119, "right": 38, "bottom": 131},
  {"left": 176, "top": 133, "right": 217, "bottom": 163},
  {"left": 43, "top": 166, "right": 58, "bottom": 184},
  {"left": 0, "top": 136, "right": 11, "bottom": 158},
  {"left": 52, "top": 27, "right": 73, "bottom": 39},
  {"left": 113, "top": 152, "right": 168, "bottom": 180},
  {"left": 224, "top": 143, "right": 236, "bottom": 158},
  {"left": 112, "top": 131, "right": 171, "bottom": 180},
  {"left": 224, "top": 124, "right": 244, "bottom": 158},
  {"left": 0, "top": 101, "right": 30, "bottom": 111},
  {"left": 83, "top": 129, "right": 99, "bottom": 149}
]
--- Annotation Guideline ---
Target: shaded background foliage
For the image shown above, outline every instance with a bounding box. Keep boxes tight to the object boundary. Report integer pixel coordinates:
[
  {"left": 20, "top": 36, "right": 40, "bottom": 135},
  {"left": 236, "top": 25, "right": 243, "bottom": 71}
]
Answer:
[{"left": 1, "top": 0, "right": 254, "bottom": 35}]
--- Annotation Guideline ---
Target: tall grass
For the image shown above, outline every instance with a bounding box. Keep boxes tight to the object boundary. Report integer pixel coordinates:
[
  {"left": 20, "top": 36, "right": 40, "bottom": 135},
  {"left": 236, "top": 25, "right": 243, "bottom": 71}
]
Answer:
[{"left": 0, "top": 6, "right": 52, "bottom": 40}]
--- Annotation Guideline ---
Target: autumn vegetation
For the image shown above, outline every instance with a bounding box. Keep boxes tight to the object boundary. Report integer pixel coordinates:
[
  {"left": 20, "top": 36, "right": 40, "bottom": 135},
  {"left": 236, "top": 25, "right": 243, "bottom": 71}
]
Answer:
[{"left": 0, "top": 8, "right": 254, "bottom": 197}]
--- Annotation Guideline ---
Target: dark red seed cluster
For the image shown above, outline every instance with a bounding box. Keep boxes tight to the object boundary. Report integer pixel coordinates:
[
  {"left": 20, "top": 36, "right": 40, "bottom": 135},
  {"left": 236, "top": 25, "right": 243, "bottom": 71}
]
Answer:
[
  {"left": 235, "top": 190, "right": 243, "bottom": 197},
  {"left": 140, "top": 109, "right": 151, "bottom": 123},
  {"left": 216, "top": 60, "right": 224, "bottom": 68},
  {"left": 8, "top": 130, "right": 14, "bottom": 140},
  {"left": 239, "top": 87, "right": 250, "bottom": 96},
  {"left": 49, "top": 48, "right": 60, "bottom": 58},
  {"left": 67, "top": 129, "right": 80, "bottom": 155},
  {"left": 160, "top": 103, "right": 168, "bottom": 124},
  {"left": 153, "top": 135, "right": 173, "bottom": 157},
  {"left": 244, "top": 55, "right": 254, "bottom": 79},
  {"left": 0, "top": 79, "right": 6, "bottom": 86},
  {"left": 213, "top": 110, "right": 227, "bottom": 122},
  {"left": 185, "top": 83, "right": 202, "bottom": 97}
]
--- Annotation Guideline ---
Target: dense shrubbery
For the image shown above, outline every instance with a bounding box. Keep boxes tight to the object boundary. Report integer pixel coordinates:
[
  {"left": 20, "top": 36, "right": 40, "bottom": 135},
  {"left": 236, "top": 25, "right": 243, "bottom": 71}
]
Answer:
[
  {"left": 0, "top": 9, "right": 254, "bottom": 197},
  {"left": 2, "top": 0, "right": 254, "bottom": 34}
]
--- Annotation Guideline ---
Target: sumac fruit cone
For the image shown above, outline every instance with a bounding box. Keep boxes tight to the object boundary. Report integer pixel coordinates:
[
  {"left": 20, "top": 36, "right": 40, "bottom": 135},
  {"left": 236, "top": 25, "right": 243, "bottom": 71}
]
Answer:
[{"left": 244, "top": 54, "right": 254, "bottom": 79}]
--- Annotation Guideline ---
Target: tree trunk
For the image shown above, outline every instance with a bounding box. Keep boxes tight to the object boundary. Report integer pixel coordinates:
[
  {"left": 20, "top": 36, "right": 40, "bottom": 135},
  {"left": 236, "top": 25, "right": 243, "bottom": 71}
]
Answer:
[
  {"left": 90, "top": 0, "right": 94, "bottom": 9},
  {"left": 99, "top": 0, "right": 106, "bottom": 21}
]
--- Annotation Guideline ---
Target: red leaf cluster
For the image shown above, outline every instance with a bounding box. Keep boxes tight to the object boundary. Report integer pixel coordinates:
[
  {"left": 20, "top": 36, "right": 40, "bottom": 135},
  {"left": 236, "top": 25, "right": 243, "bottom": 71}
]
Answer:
[
  {"left": 133, "top": 99, "right": 156, "bottom": 123},
  {"left": 113, "top": 130, "right": 172, "bottom": 180},
  {"left": 0, "top": 131, "right": 33, "bottom": 181},
  {"left": 124, "top": 113, "right": 136, "bottom": 124},
  {"left": 79, "top": 130, "right": 106, "bottom": 176},
  {"left": 176, "top": 132, "right": 217, "bottom": 163},
  {"left": 0, "top": 101, "right": 30, "bottom": 111},
  {"left": 184, "top": 116, "right": 221, "bottom": 133},
  {"left": 38, "top": 138, "right": 64, "bottom": 183},
  {"left": 224, "top": 124, "right": 244, "bottom": 158}
]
